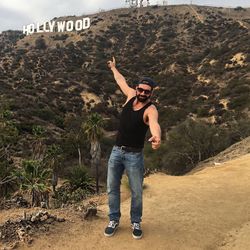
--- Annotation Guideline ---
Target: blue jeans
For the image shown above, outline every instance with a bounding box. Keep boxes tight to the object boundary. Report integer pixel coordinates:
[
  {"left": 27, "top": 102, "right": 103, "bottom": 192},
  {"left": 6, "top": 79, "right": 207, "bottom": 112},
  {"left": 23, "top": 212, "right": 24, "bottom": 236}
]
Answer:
[{"left": 107, "top": 145, "right": 144, "bottom": 223}]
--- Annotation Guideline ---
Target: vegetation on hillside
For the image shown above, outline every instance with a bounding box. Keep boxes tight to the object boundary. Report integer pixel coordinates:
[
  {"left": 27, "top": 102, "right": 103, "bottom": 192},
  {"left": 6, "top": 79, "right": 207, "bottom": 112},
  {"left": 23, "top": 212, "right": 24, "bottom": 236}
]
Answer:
[{"left": 0, "top": 5, "right": 249, "bottom": 203}]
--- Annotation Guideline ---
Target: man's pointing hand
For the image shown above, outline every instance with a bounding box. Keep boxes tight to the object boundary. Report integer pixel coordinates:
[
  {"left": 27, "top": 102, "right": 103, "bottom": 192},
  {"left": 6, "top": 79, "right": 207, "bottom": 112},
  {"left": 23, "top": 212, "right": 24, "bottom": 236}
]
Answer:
[
  {"left": 107, "top": 56, "right": 116, "bottom": 69},
  {"left": 148, "top": 135, "right": 161, "bottom": 150}
]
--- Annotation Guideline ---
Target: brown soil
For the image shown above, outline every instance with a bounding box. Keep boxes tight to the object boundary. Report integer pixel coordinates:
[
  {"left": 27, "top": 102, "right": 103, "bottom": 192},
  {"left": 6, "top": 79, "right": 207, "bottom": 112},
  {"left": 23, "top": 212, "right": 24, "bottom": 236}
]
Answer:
[{"left": 1, "top": 154, "right": 250, "bottom": 250}]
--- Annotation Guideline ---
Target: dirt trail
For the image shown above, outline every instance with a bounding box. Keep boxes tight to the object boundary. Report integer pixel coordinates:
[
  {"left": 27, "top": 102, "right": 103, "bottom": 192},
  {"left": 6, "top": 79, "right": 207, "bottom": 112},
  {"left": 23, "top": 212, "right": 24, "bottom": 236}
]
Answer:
[{"left": 6, "top": 154, "right": 250, "bottom": 250}]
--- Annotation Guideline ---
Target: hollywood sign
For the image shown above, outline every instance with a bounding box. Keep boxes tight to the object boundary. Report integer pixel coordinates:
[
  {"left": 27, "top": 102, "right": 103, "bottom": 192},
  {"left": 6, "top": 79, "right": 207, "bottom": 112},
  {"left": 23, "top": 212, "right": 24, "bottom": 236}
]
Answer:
[{"left": 23, "top": 18, "right": 91, "bottom": 35}]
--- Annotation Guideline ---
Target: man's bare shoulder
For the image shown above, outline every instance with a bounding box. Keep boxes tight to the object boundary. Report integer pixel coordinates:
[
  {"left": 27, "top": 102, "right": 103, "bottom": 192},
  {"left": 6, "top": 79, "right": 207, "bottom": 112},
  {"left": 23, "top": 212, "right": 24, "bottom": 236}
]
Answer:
[
  {"left": 128, "top": 88, "right": 136, "bottom": 97},
  {"left": 146, "top": 104, "right": 158, "bottom": 112},
  {"left": 144, "top": 104, "right": 158, "bottom": 121},
  {"left": 144, "top": 104, "right": 158, "bottom": 125},
  {"left": 122, "top": 89, "right": 136, "bottom": 106}
]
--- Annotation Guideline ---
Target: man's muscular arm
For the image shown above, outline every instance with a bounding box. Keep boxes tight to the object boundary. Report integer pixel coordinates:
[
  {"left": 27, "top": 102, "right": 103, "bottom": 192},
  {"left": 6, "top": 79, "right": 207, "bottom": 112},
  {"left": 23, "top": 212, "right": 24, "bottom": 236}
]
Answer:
[
  {"left": 147, "top": 106, "right": 161, "bottom": 150},
  {"left": 107, "top": 57, "right": 135, "bottom": 98}
]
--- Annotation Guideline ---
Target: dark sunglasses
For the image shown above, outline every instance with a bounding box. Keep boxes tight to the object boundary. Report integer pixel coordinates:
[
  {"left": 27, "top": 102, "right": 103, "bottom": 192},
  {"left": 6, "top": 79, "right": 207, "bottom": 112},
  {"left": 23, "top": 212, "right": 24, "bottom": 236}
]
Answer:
[{"left": 136, "top": 87, "right": 152, "bottom": 95}]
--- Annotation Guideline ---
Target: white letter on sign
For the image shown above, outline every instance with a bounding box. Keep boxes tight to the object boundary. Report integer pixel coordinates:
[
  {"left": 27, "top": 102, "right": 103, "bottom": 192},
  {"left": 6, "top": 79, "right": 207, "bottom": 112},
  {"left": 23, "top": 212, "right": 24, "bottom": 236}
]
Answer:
[
  {"left": 23, "top": 25, "right": 29, "bottom": 35},
  {"left": 82, "top": 18, "right": 90, "bottom": 29},
  {"left": 43, "top": 22, "right": 50, "bottom": 32},
  {"left": 75, "top": 20, "right": 83, "bottom": 31},
  {"left": 49, "top": 21, "right": 55, "bottom": 32},
  {"left": 29, "top": 24, "right": 35, "bottom": 34},
  {"left": 36, "top": 23, "right": 43, "bottom": 33},
  {"left": 57, "top": 21, "right": 66, "bottom": 32},
  {"left": 66, "top": 21, "right": 74, "bottom": 31}
]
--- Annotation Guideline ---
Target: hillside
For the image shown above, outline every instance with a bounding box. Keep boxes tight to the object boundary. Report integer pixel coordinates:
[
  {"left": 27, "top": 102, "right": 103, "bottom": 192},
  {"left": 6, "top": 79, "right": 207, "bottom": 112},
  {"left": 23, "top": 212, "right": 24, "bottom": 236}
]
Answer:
[
  {"left": 0, "top": 4, "right": 250, "bottom": 172},
  {"left": 189, "top": 135, "right": 250, "bottom": 174},
  {"left": 1, "top": 6, "right": 250, "bottom": 249}
]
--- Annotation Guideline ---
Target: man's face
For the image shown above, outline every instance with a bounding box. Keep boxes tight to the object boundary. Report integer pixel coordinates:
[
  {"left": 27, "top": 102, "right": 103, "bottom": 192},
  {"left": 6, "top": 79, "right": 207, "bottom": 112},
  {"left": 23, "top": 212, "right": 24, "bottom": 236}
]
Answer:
[{"left": 136, "top": 84, "right": 152, "bottom": 103}]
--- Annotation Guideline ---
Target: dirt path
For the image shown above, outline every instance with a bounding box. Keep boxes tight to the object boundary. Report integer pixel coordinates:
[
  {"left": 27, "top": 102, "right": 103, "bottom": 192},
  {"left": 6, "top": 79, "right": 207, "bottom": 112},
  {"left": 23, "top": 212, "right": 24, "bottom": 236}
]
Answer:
[{"left": 7, "top": 154, "right": 250, "bottom": 250}]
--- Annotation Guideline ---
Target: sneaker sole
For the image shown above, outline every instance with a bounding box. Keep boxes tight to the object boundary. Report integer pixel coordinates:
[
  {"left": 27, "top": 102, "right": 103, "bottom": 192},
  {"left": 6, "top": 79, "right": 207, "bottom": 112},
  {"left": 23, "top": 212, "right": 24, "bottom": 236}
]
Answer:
[
  {"left": 132, "top": 233, "right": 143, "bottom": 239},
  {"left": 104, "top": 227, "right": 118, "bottom": 237}
]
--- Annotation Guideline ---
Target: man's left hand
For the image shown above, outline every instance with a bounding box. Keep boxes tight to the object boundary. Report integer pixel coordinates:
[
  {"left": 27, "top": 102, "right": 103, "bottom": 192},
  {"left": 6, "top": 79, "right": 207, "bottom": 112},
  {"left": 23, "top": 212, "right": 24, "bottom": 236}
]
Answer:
[{"left": 148, "top": 136, "right": 161, "bottom": 150}]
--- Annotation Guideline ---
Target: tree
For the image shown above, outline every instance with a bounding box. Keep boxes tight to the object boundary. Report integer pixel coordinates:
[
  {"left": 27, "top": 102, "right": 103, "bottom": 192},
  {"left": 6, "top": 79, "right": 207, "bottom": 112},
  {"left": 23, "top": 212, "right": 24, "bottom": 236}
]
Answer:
[
  {"left": 31, "top": 125, "right": 46, "bottom": 160},
  {"left": 159, "top": 119, "right": 230, "bottom": 175},
  {"left": 62, "top": 114, "right": 87, "bottom": 168},
  {"left": 44, "top": 144, "right": 64, "bottom": 192},
  {"left": 82, "top": 113, "right": 104, "bottom": 193}
]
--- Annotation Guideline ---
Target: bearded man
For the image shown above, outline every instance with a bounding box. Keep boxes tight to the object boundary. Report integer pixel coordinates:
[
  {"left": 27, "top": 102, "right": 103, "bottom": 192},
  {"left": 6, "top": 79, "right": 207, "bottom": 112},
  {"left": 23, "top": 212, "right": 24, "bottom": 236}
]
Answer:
[{"left": 104, "top": 57, "right": 161, "bottom": 239}]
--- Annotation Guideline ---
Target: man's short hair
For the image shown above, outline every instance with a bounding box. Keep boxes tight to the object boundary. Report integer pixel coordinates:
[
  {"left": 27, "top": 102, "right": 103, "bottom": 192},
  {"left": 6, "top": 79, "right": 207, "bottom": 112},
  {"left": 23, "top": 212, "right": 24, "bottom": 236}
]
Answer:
[{"left": 137, "top": 77, "right": 157, "bottom": 89}]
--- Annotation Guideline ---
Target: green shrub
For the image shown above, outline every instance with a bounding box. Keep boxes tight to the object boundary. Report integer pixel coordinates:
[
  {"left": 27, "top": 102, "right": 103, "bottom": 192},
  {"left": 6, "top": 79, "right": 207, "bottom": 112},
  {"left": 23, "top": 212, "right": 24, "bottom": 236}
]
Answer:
[
  {"left": 35, "top": 37, "right": 47, "bottom": 50},
  {"left": 54, "top": 165, "right": 95, "bottom": 205},
  {"left": 67, "top": 165, "right": 94, "bottom": 191},
  {"left": 53, "top": 34, "right": 69, "bottom": 41},
  {"left": 35, "top": 107, "right": 56, "bottom": 122},
  {"left": 227, "top": 117, "right": 250, "bottom": 142},
  {"left": 228, "top": 94, "right": 250, "bottom": 110},
  {"left": 197, "top": 106, "right": 210, "bottom": 117}
]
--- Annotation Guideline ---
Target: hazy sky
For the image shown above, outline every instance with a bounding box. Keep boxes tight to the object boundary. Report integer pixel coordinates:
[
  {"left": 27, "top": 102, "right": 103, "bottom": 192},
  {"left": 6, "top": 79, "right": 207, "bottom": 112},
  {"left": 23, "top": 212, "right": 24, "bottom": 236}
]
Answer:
[{"left": 0, "top": 0, "right": 249, "bottom": 32}]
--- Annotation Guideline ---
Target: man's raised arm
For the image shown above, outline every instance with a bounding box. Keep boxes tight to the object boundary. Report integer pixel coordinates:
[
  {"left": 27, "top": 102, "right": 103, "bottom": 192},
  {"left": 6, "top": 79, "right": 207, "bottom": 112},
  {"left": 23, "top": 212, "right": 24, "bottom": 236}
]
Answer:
[{"left": 107, "top": 57, "right": 135, "bottom": 97}]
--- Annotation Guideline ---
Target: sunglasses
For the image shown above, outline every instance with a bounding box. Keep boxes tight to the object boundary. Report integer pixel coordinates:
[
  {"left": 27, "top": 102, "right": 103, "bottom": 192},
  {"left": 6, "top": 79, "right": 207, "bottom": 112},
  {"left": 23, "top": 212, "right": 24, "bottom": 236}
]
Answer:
[{"left": 136, "top": 87, "right": 152, "bottom": 95}]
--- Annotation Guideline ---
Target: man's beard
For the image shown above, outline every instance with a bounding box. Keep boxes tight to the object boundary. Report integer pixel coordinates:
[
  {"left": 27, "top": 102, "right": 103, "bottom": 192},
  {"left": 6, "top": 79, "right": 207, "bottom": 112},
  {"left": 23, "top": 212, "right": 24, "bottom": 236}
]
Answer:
[{"left": 136, "top": 94, "right": 151, "bottom": 103}]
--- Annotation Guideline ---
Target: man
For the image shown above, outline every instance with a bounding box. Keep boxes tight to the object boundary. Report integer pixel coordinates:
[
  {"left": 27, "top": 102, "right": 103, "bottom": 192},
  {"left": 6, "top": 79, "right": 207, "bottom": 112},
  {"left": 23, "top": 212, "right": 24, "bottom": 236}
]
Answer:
[{"left": 104, "top": 57, "right": 161, "bottom": 239}]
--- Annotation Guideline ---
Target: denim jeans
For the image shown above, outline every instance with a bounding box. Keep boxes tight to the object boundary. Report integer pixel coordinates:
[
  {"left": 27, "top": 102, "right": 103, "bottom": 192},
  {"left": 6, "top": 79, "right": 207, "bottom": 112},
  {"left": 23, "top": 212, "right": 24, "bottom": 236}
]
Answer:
[{"left": 107, "top": 145, "right": 144, "bottom": 223}]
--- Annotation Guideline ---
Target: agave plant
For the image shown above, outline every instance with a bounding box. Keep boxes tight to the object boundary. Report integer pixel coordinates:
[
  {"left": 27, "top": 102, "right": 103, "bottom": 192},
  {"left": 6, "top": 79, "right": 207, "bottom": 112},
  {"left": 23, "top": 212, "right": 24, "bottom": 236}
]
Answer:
[{"left": 12, "top": 159, "right": 51, "bottom": 207}]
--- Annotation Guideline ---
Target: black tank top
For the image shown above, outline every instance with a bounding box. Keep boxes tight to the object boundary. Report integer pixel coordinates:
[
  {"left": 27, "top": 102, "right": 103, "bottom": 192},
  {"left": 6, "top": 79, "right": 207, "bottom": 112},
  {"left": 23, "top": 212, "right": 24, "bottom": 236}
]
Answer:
[{"left": 115, "top": 96, "right": 152, "bottom": 148}]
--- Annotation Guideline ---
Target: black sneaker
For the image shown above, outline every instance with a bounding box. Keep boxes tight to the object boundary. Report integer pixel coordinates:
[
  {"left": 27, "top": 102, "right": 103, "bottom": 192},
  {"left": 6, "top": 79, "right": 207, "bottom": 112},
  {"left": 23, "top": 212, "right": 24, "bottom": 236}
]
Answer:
[
  {"left": 131, "top": 222, "right": 143, "bottom": 239},
  {"left": 104, "top": 220, "right": 119, "bottom": 237}
]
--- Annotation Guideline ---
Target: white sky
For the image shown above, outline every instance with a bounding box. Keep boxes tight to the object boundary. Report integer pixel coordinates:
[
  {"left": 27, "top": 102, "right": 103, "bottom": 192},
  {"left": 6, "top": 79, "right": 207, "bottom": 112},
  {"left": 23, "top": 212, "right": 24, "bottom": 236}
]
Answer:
[{"left": 0, "top": 0, "right": 249, "bottom": 32}]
